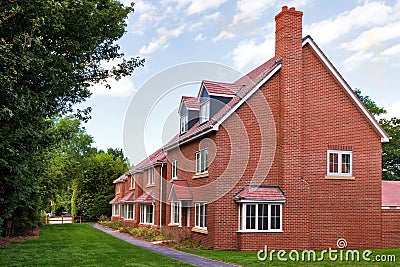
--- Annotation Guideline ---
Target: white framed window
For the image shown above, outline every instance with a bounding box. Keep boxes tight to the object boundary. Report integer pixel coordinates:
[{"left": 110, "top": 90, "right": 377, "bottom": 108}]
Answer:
[
  {"left": 122, "top": 204, "right": 134, "bottom": 220},
  {"left": 199, "top": 100, "right": 210, "bottom": 124},
  {"left": 172, "top": 159, "right": 178, "bottom": 179},
  {"left": 195, "top": 149, "right": 208, "bottom": 174},
  {"left": 195, "top": 203, "right": 207, "bottom": 229},
  {"left": 130, "top": 175, "right": 136, "bottom": 189},
  {"left": 112, "top": 204, "right": 120, "bottom": 216},
  {"left": 147, "top": 168, "right": 155, "bottom": 185},
  {"left": 140, "top": 204, "right": 154, "bottom": 225},
  {"left": 239, "top": 203, "right": 282, "bottom": 232},
  {"left": 170, "top": 202, "right": 181, "bottom": 226},
  {"left": 327, "top": 150, "right": 352, "bottom": 176},
  {"left": 180, "top": 114, "right": 188, "bottom": 134}
]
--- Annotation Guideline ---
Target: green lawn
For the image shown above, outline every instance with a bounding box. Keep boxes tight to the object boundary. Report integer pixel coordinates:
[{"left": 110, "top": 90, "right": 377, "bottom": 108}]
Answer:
[
  {"left": 185, "top": 248, "right": 399, "bottom": 266},
  {"left": 0, "top": 224, "right": 191, "bottom": 267}
]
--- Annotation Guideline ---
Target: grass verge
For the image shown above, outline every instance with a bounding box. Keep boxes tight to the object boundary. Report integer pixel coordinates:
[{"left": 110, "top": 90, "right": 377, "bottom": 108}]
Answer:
[{"left": 0, "top": 224, "right": 191, "bottom": 267}]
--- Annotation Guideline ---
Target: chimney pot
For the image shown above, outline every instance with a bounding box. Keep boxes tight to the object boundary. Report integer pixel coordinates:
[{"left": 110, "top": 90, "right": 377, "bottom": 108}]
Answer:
[
  {"left": 289, "top": 7, "right": 295, "bottom": 11},
  {"left": 282, "top": 6, "right": 288, "bottom": 11}
]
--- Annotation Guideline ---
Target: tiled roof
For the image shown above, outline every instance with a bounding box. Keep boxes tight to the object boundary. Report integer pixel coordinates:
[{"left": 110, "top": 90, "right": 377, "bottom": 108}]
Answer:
[
  {"left": 121, "top": 192, "right": 135, "bottom": 203},
  {"left": 171, "top": 180, "right": 192, "bottom": 200},
  {"left": 182, "top": 96, "right": 199, "bottom": 110},
  {"left": 109, "top": 196, "right": 120, "bottom": 204},
  {"left": 235, "top": 57, "right": 277, "bottom": 87},
  {"left": 163, "top": 58, "right": 280, "bottom": 150},
  {"left": 113, "top": 173, "right": 128, "bottom": 184},
  {"left": 127, "top": 148, "right": 167, "bottom": 175},
  {"left": 135, "top": 192, "right": 154, "bottom": 203},
  {"left": 233, "top": 185, "right": 285, "bottom": 202},
  {"left": 382, "top": 181, "right": 400, "bottom": 206},
  {"left": 202, "top": 80, "right": 244, "bottom": 96}
]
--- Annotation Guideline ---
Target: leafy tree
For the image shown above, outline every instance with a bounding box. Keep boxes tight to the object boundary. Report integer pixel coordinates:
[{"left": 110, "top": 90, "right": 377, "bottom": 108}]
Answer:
[
  {"left": 380, "top": 118, "right": 400, "bottom": 180},
  {"left": 0, "top": 0, "right": 143, "bottom": 236},
  {"left": 354, "top": 89, "right": 387, "bottom": 116},
  {"left": 354, "top": 89, "right": 399, "bottom": 181},
  {"left": 79, "top": 152, "right": 128, "bottom": 221}
]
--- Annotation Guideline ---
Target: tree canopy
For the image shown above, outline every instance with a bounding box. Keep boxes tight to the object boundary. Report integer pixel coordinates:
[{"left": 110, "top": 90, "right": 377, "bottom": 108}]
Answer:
[
  {"left": 0, "top": 0, "right": 143, "bottom": 236},
  {"left": 354, "top": 89, "right": 400, "bottom": 181}
]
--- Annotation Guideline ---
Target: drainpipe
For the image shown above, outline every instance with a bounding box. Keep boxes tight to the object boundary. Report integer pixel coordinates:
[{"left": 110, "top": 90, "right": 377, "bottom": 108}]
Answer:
[{"left": 159, "top": 163, "right": 164, "bottom": 227}]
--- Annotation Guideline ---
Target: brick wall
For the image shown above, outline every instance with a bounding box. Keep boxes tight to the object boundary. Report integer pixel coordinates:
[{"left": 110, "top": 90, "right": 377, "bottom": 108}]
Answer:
[{"left": 382, "top": 209, "right": 400, "bottom": 248}]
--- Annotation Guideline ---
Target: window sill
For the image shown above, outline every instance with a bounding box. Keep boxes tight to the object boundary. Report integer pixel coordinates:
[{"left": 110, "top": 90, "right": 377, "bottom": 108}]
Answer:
[
  {"left": 192, "top": 227, "right": 208, "bottom": 234},
  {"left": 139, "top": 223, "right": 154, "bottom": 226},
  {"left": 193, "top": 172, "right": 209, "bottom": 179},
  {"left": 146, "top": 184, "right": 155, "bottom": 188},
  {"left": 168, "top": 223, "right": 181, "bottom": 227},
  {"left": 237, "top": 230, "right": 283, "bottom": 233},
  {"left": 129, "top": 187, "right": 135, "bottom": 190},
  {"left": 325, "top": 175, "right": 355, "bottom": 180}
]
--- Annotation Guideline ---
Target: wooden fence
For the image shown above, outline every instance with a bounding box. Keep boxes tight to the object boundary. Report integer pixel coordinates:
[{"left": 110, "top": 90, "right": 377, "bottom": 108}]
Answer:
[{"left": 40, "top": 216, "right": 83, "bottom": 225}]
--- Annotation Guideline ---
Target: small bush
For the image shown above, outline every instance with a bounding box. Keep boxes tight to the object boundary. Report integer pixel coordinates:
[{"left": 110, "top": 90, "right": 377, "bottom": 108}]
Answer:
[
  {"left": 98, "top": 215, "right": 109, "bottom": 222},
  {"left": 160, "top": 227, "right": 191, "bottom": 243}
]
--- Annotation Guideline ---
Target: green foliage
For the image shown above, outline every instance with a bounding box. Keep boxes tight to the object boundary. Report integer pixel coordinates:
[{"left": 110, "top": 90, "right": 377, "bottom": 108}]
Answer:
[
  {"left": 0, "top": 0, "right": 143, "bottom": 236},
  {"left": 354, "top": 89, "right": 399, "bottom": 181},
  {"left": 380, "top": 118, "right": 400, "bottom": 180},
  {"left": 354, "top": 89, "right": 387, "bottom": 116}
]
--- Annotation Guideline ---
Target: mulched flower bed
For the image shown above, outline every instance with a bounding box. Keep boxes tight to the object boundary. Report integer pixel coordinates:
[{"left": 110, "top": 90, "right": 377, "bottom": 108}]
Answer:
[{"left": 0, "top": 228, "right": 40, "bottom": 248}]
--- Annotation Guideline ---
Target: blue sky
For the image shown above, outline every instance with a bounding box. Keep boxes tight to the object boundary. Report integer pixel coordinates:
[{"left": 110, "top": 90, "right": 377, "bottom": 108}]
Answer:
[{"left": 81, "top": 0, "right": 400, "bottom": 164}]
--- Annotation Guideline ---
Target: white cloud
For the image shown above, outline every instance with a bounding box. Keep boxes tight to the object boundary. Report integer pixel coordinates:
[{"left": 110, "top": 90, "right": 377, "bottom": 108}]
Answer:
[
  {"left": 140, "top": 24, "right": 186, "bottom": 55},
  {"left": 189, "top": 12, "right": 220, "bottom": 31},
  {"left": 194, "top": 33, "right": 205, "bottom": 41},
  {"left": 213, "top": 30, "right": 235, "bottom": 43},
  {"left": 90, "top": 77, "right": 136, "bottom": 98},
  {"left": 343, "top": 51, "right": 373, "bottom": 71},
  {"left": 232, "top": 37, "right": 274, "bottom": 70},
  {"left": 382, "top": 44, "right": 400, "bottom": 57},
  {"left": 383, "top": 100, "right": 400, "bottom": 119},
  {"left": 187, "top": 0, "right": 228, "bottom": 15},
  {"left": 304, "top": 1, "right": 393, "bottom": 45},
  {"left": 341, "top": 21, "right": 400, "bottom": 52},
  {"left": 232, "top": 0, "right": 275, "bottom": 25}
]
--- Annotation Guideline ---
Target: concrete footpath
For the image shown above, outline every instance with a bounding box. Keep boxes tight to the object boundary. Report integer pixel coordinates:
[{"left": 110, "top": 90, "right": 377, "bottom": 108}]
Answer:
[{"left": 91, "top": 224, "right": 238, "bottom": 267}]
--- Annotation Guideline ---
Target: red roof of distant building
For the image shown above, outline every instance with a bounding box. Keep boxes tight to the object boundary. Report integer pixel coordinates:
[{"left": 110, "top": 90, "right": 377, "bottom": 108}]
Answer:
[
  {"left": 135, "top": 192, "right": 154, "bottom": 203},
  {"left": 382, "top": 181, "right": 400, "bottom": 207},
  {"left": 121, "top": 192, "right": 135, "bottom": 203},
  {"left": 233, "top": 185, "right": 285, "bottom": 202}
]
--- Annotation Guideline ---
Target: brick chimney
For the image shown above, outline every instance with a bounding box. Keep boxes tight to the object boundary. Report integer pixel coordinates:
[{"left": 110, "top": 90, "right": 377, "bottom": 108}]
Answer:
[
  {"left": 275, "top": 6, "right": 309, "bottom": 247},
  {"left": 275, "top": 6, "right": 303, "bottom": 62}
]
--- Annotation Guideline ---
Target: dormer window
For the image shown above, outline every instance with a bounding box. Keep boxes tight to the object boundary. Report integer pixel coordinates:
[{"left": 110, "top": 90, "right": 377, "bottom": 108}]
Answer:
[
  {"left": 200, "top": 100, "right": 210, "bottom": 124},
  {"left": 180, "top": 114, "right": 188, "bottom": 134}
]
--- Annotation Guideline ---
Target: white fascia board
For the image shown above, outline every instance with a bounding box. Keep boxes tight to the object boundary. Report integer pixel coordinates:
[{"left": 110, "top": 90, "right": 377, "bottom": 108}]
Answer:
[
  {"left": 302, "top": 37, "right": 389, "bottom": 143},
  {"left": 235, "top": 199, "right": 285, "bottom": 203},
  {"left": 208, "top": 93, "right": 235, "bottom": 98}
]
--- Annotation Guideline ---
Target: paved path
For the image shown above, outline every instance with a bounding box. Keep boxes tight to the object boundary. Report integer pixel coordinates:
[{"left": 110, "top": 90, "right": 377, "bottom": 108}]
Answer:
[{"left": 91, "top": 224, "right": 238, "bottom": 267}]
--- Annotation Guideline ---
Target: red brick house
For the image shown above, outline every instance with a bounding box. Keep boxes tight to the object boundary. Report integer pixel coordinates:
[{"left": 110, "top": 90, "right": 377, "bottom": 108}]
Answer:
[{"left": 111, "top": 6, "right": 400, "bottom": 251}]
